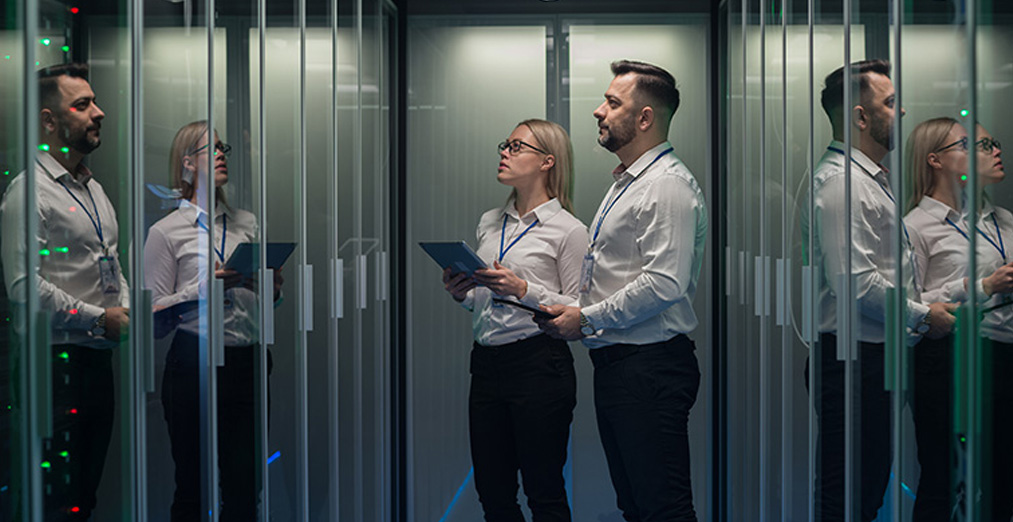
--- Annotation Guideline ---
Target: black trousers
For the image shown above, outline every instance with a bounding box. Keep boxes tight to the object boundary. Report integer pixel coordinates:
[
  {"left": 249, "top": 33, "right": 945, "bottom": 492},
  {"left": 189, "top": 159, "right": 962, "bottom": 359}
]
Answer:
[
  {"left": 589, "top": 334, "right": 701, "bottom": 522},
  {"left": 913, "top": 336, "right": 1013, "bottom": 521},
  {"left": 805, "top": 334, "right": 891, "bottom": 522},
  {"left": 162, "top": 330, "right": 272, "bottom": 522},
  {"left": 44, "top": 344, "right": 114, "bottom": 522},
  {"left": 469, "top": 334, "right": 576, "bottom": 522}
]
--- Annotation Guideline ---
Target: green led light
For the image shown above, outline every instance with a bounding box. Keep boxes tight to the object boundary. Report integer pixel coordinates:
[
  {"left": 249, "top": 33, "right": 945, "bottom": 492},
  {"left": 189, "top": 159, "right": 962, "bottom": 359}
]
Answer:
[
  {"left": 40, "top": 461, "right": 50, "bottom": 469},
  {"left": 961, "top": 175, "right": 968, "bottom": 181},
  {"left": 59, "top": 351, "right": 69, "bottom": 360},
  {"left": 60, "top": 147, "right": 70, "bottom": 154},
  {"left": 40, "top": 38, "right": 51, "bottom": 46},
  {"left": 35, "top": 61, "right": 40, "bottom": 66},
  {"left": 56, "top": 247, "right": 69, "bottom": 253},
  {"left": 961, "top": 436, "right": 967, "bottom": 442},
  {"left": 38, "top": 144, "right": 50, "bottom": 152},
  {"left": 61, "top": 45, "right": 70, "bottom": 52},
  {"left": 39, "top": 249, "right": 50, "bottom": 256},
  {"left": 960, "top": 109, "right": 970, "bottom": 117},
  {"left": 59, "top": 451, "right": 69, "bottom": 458},
  {"left": 4, "top": 55, "right": 10, "bottom": 60},
  {"left": 3, "top": 171, "right": 9, "bottom": 176}
]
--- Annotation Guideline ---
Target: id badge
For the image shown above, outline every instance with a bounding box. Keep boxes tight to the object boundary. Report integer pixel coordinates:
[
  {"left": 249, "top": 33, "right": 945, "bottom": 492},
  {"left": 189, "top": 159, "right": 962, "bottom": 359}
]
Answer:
[
  {"left": 579, "top": 253, "right": 594, "bottom": 294},
  {"left": 98, "top": 256, "right": 121, "bottom": 295}
]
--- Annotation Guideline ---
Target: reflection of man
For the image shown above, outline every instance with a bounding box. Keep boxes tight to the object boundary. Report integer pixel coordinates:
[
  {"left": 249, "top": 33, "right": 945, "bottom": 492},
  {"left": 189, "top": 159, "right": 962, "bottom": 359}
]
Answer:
[
  {"left": 806, "top": 59, "right": 955, "bottom": 521},
  {"left": 0, "top": 63, "right": 129, "bottom": 521},
  {"left": 538, "top": 60, "right": 707, "bottom": 521}
]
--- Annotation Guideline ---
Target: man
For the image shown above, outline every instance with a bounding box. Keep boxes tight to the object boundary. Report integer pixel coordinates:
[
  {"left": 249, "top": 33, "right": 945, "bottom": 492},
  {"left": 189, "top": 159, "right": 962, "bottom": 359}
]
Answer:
[
  {"left": 537, "top": 60, "right": 707, "bottom": 522},
  {"left": 805, "top": 59, "right": 956, "bottom": 521},
  {"left": 1, "top": 63, "right": 129, "bottom": 521}
]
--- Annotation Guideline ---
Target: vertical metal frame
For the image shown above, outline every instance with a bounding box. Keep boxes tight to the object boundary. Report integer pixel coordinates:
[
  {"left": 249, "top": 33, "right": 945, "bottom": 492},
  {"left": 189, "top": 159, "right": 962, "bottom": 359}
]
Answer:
[
  {"left": 757, "top": 0, "right": 770, "bottom": 516},
  {"left": 840, "top": 0, "right": 857, "bottom": 518},
  {"left": 353, "top": 1, "right": 366, "bottom": 520},
  {"left": 805, "top": 0, "right": 816, "bottom": 520},
  {"left": 297, "top": 0, "right": 311, "bottom": 519},
  {"left": 21, "top": 1, "right": 44, "bottom": 520},
  {"left": 778, "top": 0, "right": 793, "bottom": 519},
  {"left": 963, "top": 0, "right": 980, "bottom": 519},
  {"left": 328, "top": 1, "right": 342, "bottom": 520},
  {"left": 129, "top": 0, "right": 148, "bottom": 517},
  {"left": 204, "top": 0, "right": 221, "bottom": 516},
  {"left": 888, "top": 0, "right": 905, "bottom": 517},
  {"left": 257, "top": 0, "right": 270, "bottom": 517}
]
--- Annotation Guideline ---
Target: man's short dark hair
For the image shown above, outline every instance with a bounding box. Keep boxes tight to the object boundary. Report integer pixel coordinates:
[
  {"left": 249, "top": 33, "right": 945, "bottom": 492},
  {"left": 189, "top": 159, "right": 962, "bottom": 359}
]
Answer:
[
  {"left": 611, "top": 59, "right": 680, "bottom": 122},
  {"left": 820, "top": 59, "right": 890, "bottom": 125},
  {"left": 38, "top": 62, "right": 89, "bottom": 111}
]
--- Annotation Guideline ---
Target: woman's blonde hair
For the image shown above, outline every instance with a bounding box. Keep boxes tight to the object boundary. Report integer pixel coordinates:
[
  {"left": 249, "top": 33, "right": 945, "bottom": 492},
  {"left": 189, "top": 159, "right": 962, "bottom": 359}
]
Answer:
[
  {"left": 169, "top": 120, "right": 227, "bottom": 205},
  {"left": 512, "top": 119, "right": 575, "bottom": 212},
  {"left": 905, "top": 116, "right": 959, "bottom": 212}
]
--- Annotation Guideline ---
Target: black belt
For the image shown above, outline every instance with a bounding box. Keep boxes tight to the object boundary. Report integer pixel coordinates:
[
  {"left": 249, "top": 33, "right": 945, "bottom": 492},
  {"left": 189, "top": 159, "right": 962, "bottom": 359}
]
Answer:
[{"left": 588, "top": 334, "right": 690, "bottom": 369}]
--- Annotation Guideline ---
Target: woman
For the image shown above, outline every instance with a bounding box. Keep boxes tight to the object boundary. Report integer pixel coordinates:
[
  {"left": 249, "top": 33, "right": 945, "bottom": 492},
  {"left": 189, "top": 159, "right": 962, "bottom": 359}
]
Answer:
[
  {"left": 904, "top": 118, "right": 1013, "bottom": 521},
  {"left": 144, "top": 121, "right": 276, "bottom": 522},
  {"left": 441, "top": 119, "right": 587, "bottom": 522}
]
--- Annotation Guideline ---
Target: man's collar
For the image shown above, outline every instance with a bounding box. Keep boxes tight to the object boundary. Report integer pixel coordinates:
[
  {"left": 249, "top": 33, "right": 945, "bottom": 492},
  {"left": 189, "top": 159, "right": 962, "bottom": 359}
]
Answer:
[
  {"left": 828, "top": 140, "right": 884, "bottom": 181},
  {"left": 36, "top": 152, "right": 92, "bottom": 185},
  {"left": 613, "top": 141, "right": 673, "bottom": 182}
]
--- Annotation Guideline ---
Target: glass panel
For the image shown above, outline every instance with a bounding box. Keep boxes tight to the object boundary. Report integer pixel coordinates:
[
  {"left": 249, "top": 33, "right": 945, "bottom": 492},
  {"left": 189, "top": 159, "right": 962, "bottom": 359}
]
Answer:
[
  {"left": 257, "top": 1, "right": 308, "bottom": 517},
  {"left": 139, "top": 0, "right": 226, "bottom": 518},
  {"left": 406, "top": 20, "right": 547, "bottom": 522},
  {"left": 0, "top": 6, "right": 33, "bottom": 520}
]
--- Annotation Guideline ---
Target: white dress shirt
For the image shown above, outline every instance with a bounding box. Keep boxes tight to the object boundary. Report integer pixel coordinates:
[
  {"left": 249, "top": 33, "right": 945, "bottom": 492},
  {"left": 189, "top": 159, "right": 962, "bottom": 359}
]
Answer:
[
  {"left": 905, "top": 195, "right": 1013, "bottom": 343},
  {"left": 461, "top": 197, "right": 588, "bottom": 346},
  {"left": 807, "top": 141, "right": 929, "bottom": 343},
  {"left": 0, "top": 153, "right": 129, "bottom": 348},
  {"left": 578, "top": 141, "right": 708, "bottom": 349},
  {"left": 144, "top": 200, "right": 260, "bottom": 346}
]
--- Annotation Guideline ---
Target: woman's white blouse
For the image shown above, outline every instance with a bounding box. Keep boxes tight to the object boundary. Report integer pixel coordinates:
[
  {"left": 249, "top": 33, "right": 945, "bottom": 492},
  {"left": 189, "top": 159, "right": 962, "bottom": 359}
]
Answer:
[
  {"left": 461, "top": 198, "right": 588, "bottom": 346},
  {"left": 905, "top": 195, "right": 1013, "bottom": 343},
  {"left": 144, "top": 200, "right": 260, "bottom": 346}
]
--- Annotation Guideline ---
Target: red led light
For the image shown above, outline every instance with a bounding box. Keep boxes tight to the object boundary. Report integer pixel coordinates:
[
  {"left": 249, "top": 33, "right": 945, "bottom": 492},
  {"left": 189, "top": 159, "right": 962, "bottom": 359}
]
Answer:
[
  {"left": 69, "top": 206, "right": 76, "bottom": 212},
  {"left": 70, "top": 7, "right": 79, "bottom": 13},
  {"left": 70, "top": 507, "right": 80, "bottom": 513},
  {"left": 68, "top": 107, "right": 77, "bottom": 112},
  {"left": 69, "top": 408, "right": 78, "bottom": 414},
  {"left": 69, "top": 309, "right": 78, "bottom": 315}
]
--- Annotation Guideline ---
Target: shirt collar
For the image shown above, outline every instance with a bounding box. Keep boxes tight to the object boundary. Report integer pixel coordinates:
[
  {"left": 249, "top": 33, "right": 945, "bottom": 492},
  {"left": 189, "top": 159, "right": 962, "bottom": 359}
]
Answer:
[
  {"left": 828, "top": 140, "right": 887, "bottom": 184},
  {"left": 503, "top": 197, "right": 562, "bottom": 224},
  {"left": 612, "top": 141, "right": 673, "bottom": 182},
  {"left": 917, "top": 195, "right": 961, "bottom": 223},
  {"left": 36, "top": 152, "right": 93, "bottom": 186},
  {"left": 178, "top": 199, "right": 229, "bottom": 227}
]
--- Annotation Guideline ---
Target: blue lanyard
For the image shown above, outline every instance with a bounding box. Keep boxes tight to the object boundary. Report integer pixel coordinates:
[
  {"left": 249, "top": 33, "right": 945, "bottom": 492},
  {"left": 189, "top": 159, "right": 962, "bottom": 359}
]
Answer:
[
  {"left": 196, "top": 213, "right": 228, "bottom": 263},
  {"left": 56, "top": 178, "right": 106, "bottom": 252},
  {"left": 591, "top": 147, "right": 674, "bottom": 248},
  {"left": 945, "top": 214, "right": 1007, "bottom": 263},
  {"left": 499, "top": 214, "right": 539, "bottom": 262}
]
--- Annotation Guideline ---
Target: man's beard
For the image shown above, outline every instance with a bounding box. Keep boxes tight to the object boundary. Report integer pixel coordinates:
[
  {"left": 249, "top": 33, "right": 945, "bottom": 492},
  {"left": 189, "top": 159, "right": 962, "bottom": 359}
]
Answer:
[
  {"left": 64, "top": 126, "right": 100, "bottom": 154},
  {"left": 597, "top": 117, "right": 636, "bottom": 153},
  {"left": 871, "top": 119, "right": 894, "bottom": 151}
]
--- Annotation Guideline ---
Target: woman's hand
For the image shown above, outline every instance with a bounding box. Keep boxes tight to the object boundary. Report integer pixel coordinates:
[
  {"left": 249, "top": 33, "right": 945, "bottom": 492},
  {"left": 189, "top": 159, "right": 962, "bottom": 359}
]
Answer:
[
  {"left": 472, "top": 261, "right": 528, "bottom": 299},
  {"left": 983, "top": 262, "right": 1013, "bottom": 296},
  {"left": 214, "top": 261, "right": 244, "bottom": 290},
  {"left": 443, "top": 267, "right": 477, "bottom": 302}
]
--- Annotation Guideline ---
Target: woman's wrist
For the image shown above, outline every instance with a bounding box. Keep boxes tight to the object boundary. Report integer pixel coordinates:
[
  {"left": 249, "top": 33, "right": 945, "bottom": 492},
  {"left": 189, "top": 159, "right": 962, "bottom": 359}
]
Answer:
[{"left": 516, "top": 280, "right": 528, "bottom": 299}]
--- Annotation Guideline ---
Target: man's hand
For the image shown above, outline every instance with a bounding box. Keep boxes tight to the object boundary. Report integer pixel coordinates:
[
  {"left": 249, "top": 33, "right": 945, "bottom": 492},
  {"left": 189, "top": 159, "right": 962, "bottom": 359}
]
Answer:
[
  {"left": 473, "top": 261, "right": 527, "bottom": 298},
  {"left": 442, "top": 267, "right": 477, "bottom": 303},
  {"left": 983, "top": 262, "right": 1013, "bottom": 296},
  {"left": 925, "top": 302, "right": 958, "bottom": 339},
  {"left": 535, "top": 304, "right": 584, "bottom": 340},
  {"left": 104, "top": 306, "right": 129, "bottom": 341}
]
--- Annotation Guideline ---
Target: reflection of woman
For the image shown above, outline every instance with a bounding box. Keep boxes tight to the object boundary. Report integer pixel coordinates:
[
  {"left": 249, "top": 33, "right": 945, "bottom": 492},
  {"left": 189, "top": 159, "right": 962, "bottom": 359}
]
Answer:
[
  {"left": 441, "top": 119, "right": 587, "bottom": 521},
  {"left": 904, "top": 118, "right": 1013, "bottom": 521},
  {"left": 144, "top": 121, "right": 273, "bottom": 522}
]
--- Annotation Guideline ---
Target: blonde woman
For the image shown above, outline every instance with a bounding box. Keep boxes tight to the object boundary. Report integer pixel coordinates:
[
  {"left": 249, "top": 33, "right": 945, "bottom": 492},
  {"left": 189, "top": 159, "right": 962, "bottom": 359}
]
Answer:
[
  {"left": 145, "top": 121, "right": 278, "bottom": 521},
  {"left": 441, "top": 119, "right": 587, "bottom": 521},
  {"left": 904, "top": 118, "right": 1013, "bottom": 521}
]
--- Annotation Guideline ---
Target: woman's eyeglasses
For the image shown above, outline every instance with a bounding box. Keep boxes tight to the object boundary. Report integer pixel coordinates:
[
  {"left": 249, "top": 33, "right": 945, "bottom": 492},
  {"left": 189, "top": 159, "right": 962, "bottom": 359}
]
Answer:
[
  {"left": 192, "top": 142, "right": 232, "bottom": 158},
  {"left": 936, "top": 136, "right": 1002, "bottom": 154},
  {"left": 497, "top": 139, "right": 548, "bottom": 156}
]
